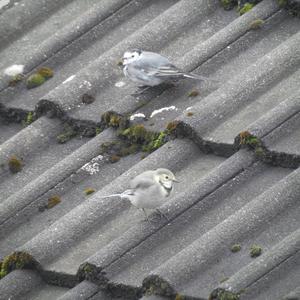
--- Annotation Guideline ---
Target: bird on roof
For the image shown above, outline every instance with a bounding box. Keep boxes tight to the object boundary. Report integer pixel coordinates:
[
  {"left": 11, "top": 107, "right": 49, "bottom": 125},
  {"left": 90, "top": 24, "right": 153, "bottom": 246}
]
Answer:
[
  {"left": 122, "top": 49, "right": 214, "bottom": 93},
  {"left": 99, "top": 168, "right": 179, "bottom": 221}
]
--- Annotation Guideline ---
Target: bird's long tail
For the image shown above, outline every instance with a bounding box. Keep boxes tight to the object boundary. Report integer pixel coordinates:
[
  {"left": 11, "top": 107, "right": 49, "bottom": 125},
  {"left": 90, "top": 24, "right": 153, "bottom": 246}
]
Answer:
[
  {"left": 98, "top": 193, "right": 122, "bottom": 199},
  {"left": 183, "top": 72, "right": 219, "bottom": 83},
  {"left": 98, "top": 189, "right": 134, "bottom": 199}
]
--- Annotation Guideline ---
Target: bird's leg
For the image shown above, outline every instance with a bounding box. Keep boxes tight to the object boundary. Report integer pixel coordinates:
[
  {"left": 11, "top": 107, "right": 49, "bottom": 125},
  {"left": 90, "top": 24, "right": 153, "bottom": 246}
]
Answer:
[
  {"left": 142, "top": 208, "right": 152, "bottom": 224},
  {"left": 131, "top": 86, "right": 151, "bottom": 96},
  {"left": 155, "top": 208, "right": 169, "bottom": 222}
]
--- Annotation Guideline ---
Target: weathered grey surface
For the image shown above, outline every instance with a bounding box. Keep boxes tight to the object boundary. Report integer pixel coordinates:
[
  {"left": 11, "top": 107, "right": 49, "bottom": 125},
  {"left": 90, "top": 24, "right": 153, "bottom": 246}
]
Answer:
[{"left": 0, "top": 0, "right": 299, "bottom": 299}]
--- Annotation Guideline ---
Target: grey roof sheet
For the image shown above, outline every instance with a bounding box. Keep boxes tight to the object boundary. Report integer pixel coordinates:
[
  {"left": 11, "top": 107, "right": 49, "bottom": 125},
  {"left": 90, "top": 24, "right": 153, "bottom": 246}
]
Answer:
[{"left": 0, "top": 0, "right": 299, "bottom": 299}]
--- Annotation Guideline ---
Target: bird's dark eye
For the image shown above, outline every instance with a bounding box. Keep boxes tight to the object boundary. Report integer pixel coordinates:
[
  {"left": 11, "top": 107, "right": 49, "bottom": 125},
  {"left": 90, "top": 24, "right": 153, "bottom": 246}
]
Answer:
[
  {"left": 131, "top": 55, "right": 134, "bottom": 57},
  {"left": 166, "top": 176, "right": 169, "bottom": 179}
]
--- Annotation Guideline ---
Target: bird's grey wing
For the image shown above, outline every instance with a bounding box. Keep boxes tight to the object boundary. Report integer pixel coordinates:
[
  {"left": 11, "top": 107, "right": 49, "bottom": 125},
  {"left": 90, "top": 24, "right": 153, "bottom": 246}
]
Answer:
[
  {"left": 130, "top": 176, "right": 156, "bottom": 191},
  {"left": 152, "top": 64, "right": 185, "bottom": 78}
]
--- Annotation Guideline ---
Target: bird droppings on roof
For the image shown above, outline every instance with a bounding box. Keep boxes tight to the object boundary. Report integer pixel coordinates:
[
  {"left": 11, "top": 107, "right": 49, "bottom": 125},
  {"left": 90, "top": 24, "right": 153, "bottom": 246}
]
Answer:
[
  {"left": 0, "top": 0, "right": 299, "bottom": 299},
  {"left": 62, "top": 75, "right": 76, "bottom": 84},
  {"left": 130, "top": 113, "right": 146, "bottom": 121},
  {"left": 150, "top": 106, "right": 178, "bottom": 118},
  {"left": 3, "top": 64, "right": 24, "bottom": 77}
]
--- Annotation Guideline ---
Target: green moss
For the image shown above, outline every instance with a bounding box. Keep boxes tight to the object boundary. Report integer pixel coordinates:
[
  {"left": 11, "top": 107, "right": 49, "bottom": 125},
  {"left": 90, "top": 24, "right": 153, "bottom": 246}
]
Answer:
[
  {"left": 220, "top": 0, "right": 237, "bottom": 10},
  {"left": 175, "top": 294, "right": 185, "bottom": 300},
  {"left": 238, "top": 131, "right": 259, "bottom": 146},
  {"left": 231, "top": 244, "right": 241, "bottom": 253},
  {"left": 26, "top": 73, "right": 46, "bottom": 89},
  {"left": 37, "top": 67, "right": 53, "bottom": 79},
  {"left": 186, "top": 112, "right": 194, "bottom": 117},
  {"left": 95, "top": 127, "right": 102, "bottom": 135},
  {"left": 0, "top": 252, "right": 35, "bottom": 279},
  {"left": 82, "top": 263, "right": 93, "bottom": 273},
  {"left": 120, "top": 124, "right": 148, "bottom": 142},
  {"left": 210, "top": 289, "right": 240, "bottom": 300},
  {"left": 47, "top": 196, "right": 61, "bottom": 209},
  {"left": 249, "top": 19, "right": 264, "bottom": 30},
  {"left": 188, "top": 90, "right": 199, "bottom": 97},
  {"left": 239, "top": 3, "right": 254, "bottom": 15},
  {"left": 250, "top": 244, "right": 262, "bottom": 257},
  {"left": 144, "top": 131, "right": 167, "bottom": 152},
  {"left": 22, "top": 111, "right": 35, "bottom": 127},
  {"left": 8, "top": 155, "right": 23, "bottom": 173},
  {"left": 101, "top": 111, "right": 128, "bottom": 129},
  {"left": 255, "top": 146, "right": 264, "bottom": 156},
  {"left": 84, "top": 188, "right": 95, "bottom": 196},
  {"left": 56, "top": 125, "right": 77, "bottom": 144}
]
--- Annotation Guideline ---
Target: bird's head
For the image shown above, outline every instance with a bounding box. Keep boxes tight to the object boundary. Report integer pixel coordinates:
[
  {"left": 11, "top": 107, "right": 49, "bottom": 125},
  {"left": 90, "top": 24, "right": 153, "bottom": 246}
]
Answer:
[
  {"left": 156, "top": 168, "right": 179, "bottom": 189},
  {"left": 122, "top": 49, "right": 142, "bottom": 65}
]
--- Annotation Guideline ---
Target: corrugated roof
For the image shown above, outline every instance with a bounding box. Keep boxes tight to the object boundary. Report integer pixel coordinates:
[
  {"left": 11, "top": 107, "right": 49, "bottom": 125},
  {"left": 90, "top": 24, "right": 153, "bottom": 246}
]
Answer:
[{"left": 0, "top": 0, "right": 299, "bottom": 299}]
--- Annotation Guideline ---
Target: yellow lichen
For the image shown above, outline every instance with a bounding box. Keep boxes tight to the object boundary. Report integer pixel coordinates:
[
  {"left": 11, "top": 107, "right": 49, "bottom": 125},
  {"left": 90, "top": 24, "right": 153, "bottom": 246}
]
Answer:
[
  {"left": 84, "top": 188, "right": 95, "bottom": 196},
  {"left": 37, "top": 67, "right": 54, "bottom": 79}
]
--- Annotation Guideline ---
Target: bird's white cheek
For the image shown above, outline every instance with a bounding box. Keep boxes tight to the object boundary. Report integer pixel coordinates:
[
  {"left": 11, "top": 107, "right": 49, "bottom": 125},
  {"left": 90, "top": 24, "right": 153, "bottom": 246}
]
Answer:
[{"left": 163, "top": 181, "right": 172, "bottom": 189}]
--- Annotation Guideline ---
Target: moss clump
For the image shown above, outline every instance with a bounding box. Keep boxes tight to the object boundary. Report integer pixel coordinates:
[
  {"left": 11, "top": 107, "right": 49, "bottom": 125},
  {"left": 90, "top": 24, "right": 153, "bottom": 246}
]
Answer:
[
  {"left": 143, "top": 131, "right": 168, "bottom": 152},
  {"left": 186, "top": 112, "right": 194, "bottom": 117},
  {"left": 37, "top": 67, "right": 53, "bottom": 79},
  {"left": 95, "top": 127, "right": 102, "bottom": 135},
  {"left": 175, "top": 294, "right": 185, "bottom": 300},
  {"left": 56, "top": 125, "right": 77, "bottom": 144},
  {"left": 239, "top": 2, "right": 254, "bottom": 15},
  {"left": 26, "top": 73, "right": 46, "bottom": 89},
  {"left": 249, "top": 19, "right": 264, "bottom": 30},
  {"left": 101, "top": 111, "right": 128, "bottom": 129},
  {"left": 109, "top": 155, "right": 121, "bottom": 163},
  {"left": 84, "top": 188, "right": 95, "bottom": 196},
  {"left": 119, "top": 144, "right": 139, "bottom": 156},
  {"left": 119, "top": 125, "right": 168, "bottom": 153},
  {"left": 219, "top": 0, "right": 238, "bottom": 10},
  {"left": 238, "top": 131, "right": 259, "bottom": 146},
  {"left": 8, "top": 155, "right": 23, "bottom": 173},
  {"left": 81, "top": 93, "right": 95, "bottom": 104},
  {"left": 188, "top": 90, "right": 199, "bottom": 97},
  {"left": 250, "top": 244, "right": 262, "bottom": 257},
  {"left": 231, "top": 244, "right": 241, "bottom": 253},
  {"left": 209, "top": 288, "right": 240, "bottom": 300},
  {"left": 47, "top": 196, "right": 61, "bottom": 209},
  {"left": 8, "top": 74, "right": 24, "bottom": 87},
  {"left": 166, "top": 120, "right": 181, "bottom": 134},
  {"left": 255, "top": 146, "right": 264, "bottom": 156},
  {"left": 22, "top": 111, "right": 35, "bottom": 127},
  {"left": 0, "top": 252, "right": 35, "bottom": 279}
]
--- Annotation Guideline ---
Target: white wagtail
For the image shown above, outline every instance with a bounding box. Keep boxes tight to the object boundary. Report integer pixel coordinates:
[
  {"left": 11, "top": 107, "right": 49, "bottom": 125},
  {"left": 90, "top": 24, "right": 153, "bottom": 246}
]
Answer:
[
  {"left": 122, "top": 49, "right": 213, "bottom": 92},
  {"left": 99, "top": 168, "right": 178, "bottom": 221}
]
